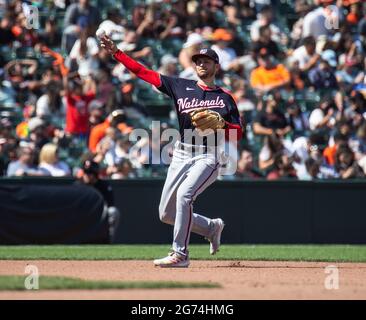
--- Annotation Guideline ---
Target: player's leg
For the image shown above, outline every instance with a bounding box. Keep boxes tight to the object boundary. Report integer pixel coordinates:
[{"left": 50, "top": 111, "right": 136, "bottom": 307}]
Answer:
[
  {"left": 154, "top": 151, "right": 219, "bottom": 267},
  {"left": 172, "top": 157, "right": 220, "bottom": 256},
  {"left": 158, "top": 147, "right": 188, "bottom": 226},
  {"left": 154, "top": 147, "right": 192, "bottom": 267},
  {"left": 159, "top": 152, "right": 216, "bottom": 238}
]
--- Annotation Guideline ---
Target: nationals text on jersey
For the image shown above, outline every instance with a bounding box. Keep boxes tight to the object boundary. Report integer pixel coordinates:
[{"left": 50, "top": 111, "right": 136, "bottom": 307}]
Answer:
[{"left": 178, "top": 97, "right": 226, "bottom": 113}]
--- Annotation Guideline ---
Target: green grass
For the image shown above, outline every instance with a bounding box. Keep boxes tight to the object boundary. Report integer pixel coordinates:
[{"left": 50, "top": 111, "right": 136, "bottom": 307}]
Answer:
[
  {"left": 0, "top": 245, "right": 365, "bottom": 262},
  {"left": 0, "top": 275, "right": 219, "bottom": 291}
]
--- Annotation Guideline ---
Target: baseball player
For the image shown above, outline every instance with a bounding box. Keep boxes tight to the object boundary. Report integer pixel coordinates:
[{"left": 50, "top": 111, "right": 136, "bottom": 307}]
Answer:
[{"left": 100, "top": 34, "right": 242, "bottom": 268}]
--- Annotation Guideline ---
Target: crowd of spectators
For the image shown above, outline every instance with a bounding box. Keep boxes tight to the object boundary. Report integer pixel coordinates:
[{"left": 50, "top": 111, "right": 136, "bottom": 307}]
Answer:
[{"left": 1, "top": 0, "right": 366, "bottom": 180}]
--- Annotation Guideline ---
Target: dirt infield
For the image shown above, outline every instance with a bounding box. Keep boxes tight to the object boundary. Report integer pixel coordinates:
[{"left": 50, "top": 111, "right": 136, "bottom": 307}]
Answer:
[{"left": 0, "top": 260, "right": 365, "bottom": 299}]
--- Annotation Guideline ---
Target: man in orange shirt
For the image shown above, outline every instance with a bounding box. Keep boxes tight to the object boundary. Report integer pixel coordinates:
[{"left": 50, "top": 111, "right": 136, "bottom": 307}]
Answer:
[
  {"left": 250, "top": 48, "right": 290, "bottom": 95},
  {"left": 323, "top": 132, "right": 348, "bottom": 166},
  {"left": 88, "top": 109, "right": 133, "bottom": 153}
]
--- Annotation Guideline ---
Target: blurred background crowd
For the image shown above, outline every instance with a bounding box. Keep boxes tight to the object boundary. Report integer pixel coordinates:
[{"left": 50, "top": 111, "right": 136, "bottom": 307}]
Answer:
[{"left": 1, "top": 0, "right": 366, "bottom": 180}]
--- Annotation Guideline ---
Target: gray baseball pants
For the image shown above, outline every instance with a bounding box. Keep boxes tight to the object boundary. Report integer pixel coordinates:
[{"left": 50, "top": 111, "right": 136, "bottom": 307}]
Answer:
[{"left": 158, "top": 141, "right": 221, "bottom": 257}]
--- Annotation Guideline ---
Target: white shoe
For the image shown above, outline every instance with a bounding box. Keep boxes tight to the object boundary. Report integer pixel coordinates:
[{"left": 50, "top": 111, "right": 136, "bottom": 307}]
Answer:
[
  {"left": 153, "top": 252, "right": 190, "bottom": 268},
  {"left": 208, "top": 219, "right": 225, "bottom": 255}
]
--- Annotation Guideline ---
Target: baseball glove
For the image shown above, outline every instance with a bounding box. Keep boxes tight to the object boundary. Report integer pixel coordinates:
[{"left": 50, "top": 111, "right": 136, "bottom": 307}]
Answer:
[{"left": 190, "top": 108, "right": 226, "bottom": 133}]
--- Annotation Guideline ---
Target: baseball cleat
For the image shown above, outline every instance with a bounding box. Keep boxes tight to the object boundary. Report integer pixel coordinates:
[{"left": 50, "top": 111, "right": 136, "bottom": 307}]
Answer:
[
  {"left": 208, "top": 218, "right": 225, "bottom": 255},
  {"left": 153, "top": 252, "right": 190, "bottom": 268}
]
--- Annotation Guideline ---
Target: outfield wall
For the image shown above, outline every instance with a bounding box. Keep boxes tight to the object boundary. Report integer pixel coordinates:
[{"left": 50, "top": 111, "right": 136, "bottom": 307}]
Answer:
[{"left": 0, "top": 178, "right": 366, "bottom": 244}]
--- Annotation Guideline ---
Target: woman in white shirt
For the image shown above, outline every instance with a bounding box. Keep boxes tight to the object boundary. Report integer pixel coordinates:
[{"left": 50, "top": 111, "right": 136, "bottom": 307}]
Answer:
[
  {"left": 68, "top": 28, "right": 99, "bottom": 78},
  {"left": 38, "top": 143, "right": 71, "bottom": 177},
  {"left": 36, "top": 81, "right": 65, "bottom": 119}
]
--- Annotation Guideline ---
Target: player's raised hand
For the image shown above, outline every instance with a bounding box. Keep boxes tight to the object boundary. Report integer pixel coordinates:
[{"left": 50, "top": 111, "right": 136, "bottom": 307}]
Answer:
[{"left": 99, "top": 34, "right": 118, "bottom": 55}]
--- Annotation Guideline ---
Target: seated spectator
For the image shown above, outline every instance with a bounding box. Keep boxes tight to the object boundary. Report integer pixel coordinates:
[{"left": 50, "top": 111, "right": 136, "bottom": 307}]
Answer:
[
  {"left": 186, "top": 3, "right": 219, "bottom": 30},
  {"left": 0, "top": 118, "right": 15, "bottom": 142},
  {"left": 93, "top": 135, "right": 113, "bottom": 165},
  {"left": 286, "top": 103, "right": 310, "bottom": 138},
  {"left": 88, "top": 110, "right": 133, "bottom": 153},
  {"left": 290, "top": 0, "right": 313, "bottom": 47},
  {"left": 64, "top": 0, "right": 100, "bottom": 30},
  {"left": 25, "top": 117, "right": 50, "bottom": 150},
  {"left": 231, "top": 78, "right": 256, "bottom": 113},
  {"left": 344, "top": 91, "right": 366, "bottom": 127},
  {"left": 337, "top": 120, "right": 353, "bottom": 140},
  {"left": 252, "top": 25, "right": 283, "bottom": 61},
  {"left": 350, "top": 122, "right": 366, "bottom": 160},
  {"left": 38, "top": 143, "right": 70, "bottom": 177},
  {"left": 158, "top": 54, "right": 179, "bottom": 77},
  {"left": 302, "top": 0, "right": 338, "bottom": 39},
  {"left": 179, "top": 33, "right": 204, "bottom": 80},
  {"left": 291, "top": 133, "right": 340, "bottom": 179},
  {"left": 252, "top": 0, "right": 271, "bottom": 12},
  {"left": 94, "top": 69, "right": 115, "bottom": 109},
  {"left": 321, "top": 49, "right": 338, "bottom": 69},
  {"left": 211, "top": 28, "right": 237, "bottom": 71},
  {"left": 11, "top": 10, "right": 39, "bottom": 47},
  {"left": 0, "top": 12, "right": 16, "bottom": 46},
  {"left": 109, "top": 159, "right": 136, "bottom": 180},
  {"left": 292, "top": 133, "right": 327, "bottom": 163},
  {"left": 267, "top": 153, "right": 297, "bottom": 180},
  {"left": 111, "top": 29, "right": 152, "bottom": 83},
  {"left": 346, "top": 1, "right": 363, "bottom": 26},
  {"left": 36, "top": 80, "right": 63, "bottom": 119},
  {"left": 253, "top": 95, "right": 292, "bottom": 137},
  {"left": 104, "top": 135, "right": 129, "bottom": 168},
  {"left": 87, "top": 99, "right": 104, "bottom": 128},
  {"left": 116, "top": 28, "right": 152, "bottom": 60},
  {"left": 258, "top": 133, "right": 291, "bottom": 172},
  {"left": 133, "top": 2, "right": 179, "bottom": 40},
  {"left": 304, "top": 157, "right": 321, "bottom": 180},
  {"left": 250, "top": 48, "right": 291, "bottom": 94},
  {"left": 6, "top": 146, "right": 41, "bottom": 177},
  {"left": 335, "top": 144, "right": 365, "bottom": 179},
  {"left": 236, "top": 149, "right": 263, "bottom": 179},
  {"left": 323, "top": 132, "right": 349, "bottom": 166},
  {"left": 68, "top": 27, "right": 99, "bottom": 78},
  {"left": 38, "top": 17, "right": 62, "bottom": 48},
  {"left": 309, "top": 96, "right": 338, "bottom": 131},
  {"left": 117, "top": 82, "right": 150, "bottom": 120},
  {"left": 290, "top": 36, "right": 320, "bottom": 72},
  {"left": 250, "top": 5, "right": 287, "bottom": 44},
  {"left": 230, "top": 0, "right": 256, "bottom": 22},
  {"left": 308, "top": 55, "right": 338, "bottom": 90},
  {"left": 0, "top": 120, "right": 18, "bottom": 176},
  {"left": 336, "top": 58, "right": 363, "bottom": 90},
  {"left": 62, "top": 0, "right": 101, "bottom": 54}
]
